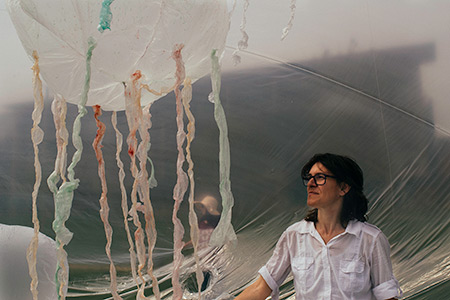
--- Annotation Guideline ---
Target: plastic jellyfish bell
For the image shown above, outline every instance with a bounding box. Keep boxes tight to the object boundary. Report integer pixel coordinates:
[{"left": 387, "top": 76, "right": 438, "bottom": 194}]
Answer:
[{"left": 7, "top": 0, "right": 230, "bottom": 110}]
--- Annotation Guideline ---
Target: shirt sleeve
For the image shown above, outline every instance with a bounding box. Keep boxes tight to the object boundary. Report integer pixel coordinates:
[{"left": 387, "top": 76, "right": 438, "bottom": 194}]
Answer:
[
  {"left": 370, "top": 231, "right": 403, "bottom": 299},
  {"left": 258, "top": 230, "right": 292, "bottom": 300}
]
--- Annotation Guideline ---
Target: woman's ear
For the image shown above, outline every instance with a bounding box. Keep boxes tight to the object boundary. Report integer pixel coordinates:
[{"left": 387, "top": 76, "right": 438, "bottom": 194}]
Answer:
[{"left": 339, "top": 183, "right": 351, "bottom": 196}]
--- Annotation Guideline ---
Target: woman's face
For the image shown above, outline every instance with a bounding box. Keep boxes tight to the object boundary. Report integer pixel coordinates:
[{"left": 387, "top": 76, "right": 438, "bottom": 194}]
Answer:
[{"left": 306, "top": 162, "right": 346, "bottom": 211}]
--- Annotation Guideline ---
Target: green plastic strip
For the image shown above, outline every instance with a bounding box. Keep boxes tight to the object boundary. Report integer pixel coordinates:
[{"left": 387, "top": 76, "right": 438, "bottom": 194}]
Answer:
[{"left": 49, "top": 37, "right": 96, "bottom": 299}]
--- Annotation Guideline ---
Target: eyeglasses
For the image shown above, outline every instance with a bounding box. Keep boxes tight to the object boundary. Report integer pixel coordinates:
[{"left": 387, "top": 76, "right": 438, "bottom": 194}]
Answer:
[{"left": 302, "top": 173, "right": 337, "bottom": 186}]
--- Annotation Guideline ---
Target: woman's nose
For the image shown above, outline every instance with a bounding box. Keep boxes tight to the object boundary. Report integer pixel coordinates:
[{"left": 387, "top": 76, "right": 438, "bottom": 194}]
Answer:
[{"left": 307, "top": 178, "right": 317, "bottom": 187}]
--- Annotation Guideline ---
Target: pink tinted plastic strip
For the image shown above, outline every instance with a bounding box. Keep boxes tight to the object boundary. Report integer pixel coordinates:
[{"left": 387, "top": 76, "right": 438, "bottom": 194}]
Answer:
[
  {"left": 92, "top": 105, "right": 122, "bottom": 299},
  {"left": 124, "top": 71, "right": 149, "bottom": 299},
  {"left": 27, "top": 50, "right": 45, "bottom": 300},
  {"left": 139, "top": 103, "right": 160, "bottom": 299},
  {"left": 182, "top": 77, "right": 204, "bottom": 297},
  {"left": 124, "top": 71, "right": 161, "bottom": 299},
  {"left": 111, "top": 111, "right": 139, "bottom": 287},
  {"left": 171, "top": 44, "right": 189, "bottom": 300}
]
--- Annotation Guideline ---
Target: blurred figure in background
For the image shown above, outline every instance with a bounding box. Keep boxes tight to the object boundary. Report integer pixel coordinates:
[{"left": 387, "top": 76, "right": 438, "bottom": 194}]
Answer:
[
  {"left": 194, "top": 195, "right": 221, "bottom": 292},
  {"left": 195, "top": 195, "right": 221, "bottom": 250},
  {"left": 183, "top": 195, "right": 222, "bottom": 294}
]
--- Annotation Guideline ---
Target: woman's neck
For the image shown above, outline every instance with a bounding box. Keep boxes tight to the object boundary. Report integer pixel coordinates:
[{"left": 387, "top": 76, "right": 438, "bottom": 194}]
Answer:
[{"left": 315, "top": 210, "right": 345, "bottom": 244}]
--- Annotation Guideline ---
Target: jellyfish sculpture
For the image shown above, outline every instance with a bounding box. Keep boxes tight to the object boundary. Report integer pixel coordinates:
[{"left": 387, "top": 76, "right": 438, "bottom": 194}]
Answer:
[{"left": 7, "top": 0, "right": 239, "bottom": 299}]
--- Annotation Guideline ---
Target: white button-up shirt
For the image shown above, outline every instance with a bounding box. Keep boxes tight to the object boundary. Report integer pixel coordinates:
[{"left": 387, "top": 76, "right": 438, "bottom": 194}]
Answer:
[{"left": 259, "top": 220, "right": 402, "bottom": 300}]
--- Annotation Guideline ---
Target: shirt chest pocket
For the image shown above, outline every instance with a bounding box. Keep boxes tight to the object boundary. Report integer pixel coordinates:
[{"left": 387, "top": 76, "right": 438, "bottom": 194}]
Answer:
[
  {"left": 292, "top": 256, "right": 315, "bottom": 289},
  {"left": 339, "top": 258, "right": 367, "bottom": 292}
]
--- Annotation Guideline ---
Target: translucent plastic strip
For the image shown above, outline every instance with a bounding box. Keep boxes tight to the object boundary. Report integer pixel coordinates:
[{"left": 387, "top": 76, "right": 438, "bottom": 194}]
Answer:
[
  {"left": 124, "top": 71, "right": 149, "bottom": 299},
  {"left": 50, "top": 37, "right": 97, "bottom": 300},
  {"left": 232, "top": 0, "right": 249, "bottom": 65},
  {"left": 26, "top": 50, "right": 44, "bottom": 300},
  {"left": 141, "top": 83, "right": 174, "bottom": 97},
  {"left": 98, "top": 0, "right": 114, "bottom": 32},
  {"left": 140, "top": 84, "right": 175, "bottom": 190},
  {"left": 124, "top": 78, "right": 175, "bottom": 299},
  {"left": 92, "top": 105, "right": 122, "bottom": 300},
  {"left": 182, "top": 77, "right": 203, "bottom": 297},
  {"left": 111, "top": 111, "right": 139, "bottom": 287},
  {"left": 208, "top": 49, "right": 237, "bottom": 247},
  {"left": 147, "top": 156, "right": 158, "bottom": 189},
  {"left": 56, "top": 243, "right": 69, "bottom": 299},
  {"left": 281, "top": 0, "right": 297, "bottom": 40},
  {"left": 49, "top": 96, "right": 69, "bottom": 185},
  {"left": 171, "top": 44, "right": 189, "bottom": 300},
  {"left": 47, "top": 98, "right": 66, "bottom": 208},
  {"left": 67, "top": 36, "right": 97, "bottom": 180},
  {"left": 48, "top": 95, "right": 70, "bottom": 298},
  {"left": 46, "top": 95, "right": 69, "bottom": 299},
  {"left": 137, "top": 102, "right": 160, "bottom": 300}
]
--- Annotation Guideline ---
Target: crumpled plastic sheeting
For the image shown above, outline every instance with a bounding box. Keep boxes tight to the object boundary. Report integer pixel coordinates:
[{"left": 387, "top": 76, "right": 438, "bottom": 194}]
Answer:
[
  {"left": 1, "top": 0, "right": 450, "bottom": 299},
  {"left": 2, "top": 49, "right": 448, "bottom": 298}
]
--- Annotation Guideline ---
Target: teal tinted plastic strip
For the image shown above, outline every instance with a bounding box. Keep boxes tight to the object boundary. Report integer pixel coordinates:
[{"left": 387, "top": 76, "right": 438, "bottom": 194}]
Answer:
[{"left": 98, "top": 0, "right": 115, "bottom": 32}]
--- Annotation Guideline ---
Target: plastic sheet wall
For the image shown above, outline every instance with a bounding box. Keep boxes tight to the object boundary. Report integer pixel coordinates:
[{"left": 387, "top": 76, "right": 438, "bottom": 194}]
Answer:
[{"left": 1, "top": 0, "right": 449, "bottom": 299}]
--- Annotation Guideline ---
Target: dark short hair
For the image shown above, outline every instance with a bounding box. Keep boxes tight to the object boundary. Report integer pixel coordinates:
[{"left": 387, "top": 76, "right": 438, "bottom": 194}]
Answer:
[{"left": 301, "top": 153, "right": 368, "bottom": 226}]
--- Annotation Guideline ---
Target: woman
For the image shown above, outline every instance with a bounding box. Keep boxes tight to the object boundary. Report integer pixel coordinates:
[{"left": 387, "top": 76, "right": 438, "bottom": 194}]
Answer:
[{"left": 235, "top": 153, "right": 402, "bottom": 300}]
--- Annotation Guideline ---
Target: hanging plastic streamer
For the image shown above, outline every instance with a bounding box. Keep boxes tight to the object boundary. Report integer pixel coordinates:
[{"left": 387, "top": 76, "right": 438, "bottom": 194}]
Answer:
[
  {"left": 209, "top": 50, "right": 237, "bottom": 247},
  {"left": 124, "top": 71, "right": 160, "bottom": 300},
  {"left": 50, "top": 96, "right": 69, "bottom": 186},
  {"left": 137, "top": 101, "right": 159, "bottom": 300},
  {"left": 280, "top": 0, "right": 297, "bottom": 40},
  {"left": 47, "top": 37, "right": 96, "bottom": 299},
  {"left": 182, "top": 76, "right": 204, "bottom": 298},
  {"left": 46, "top": 94, "right": 69, "bottom": 297},
  {"left": 94, "top": 5, "right": 124, "bottom": 298},
  {"left": 171, "top": 44, "right": 189, "bottom": 300},
  {"left": 125, "top": 72, "right": 147, "bottom": 297},
  {"left": 26, "top": 51, "right": 44, "bottom": 300},
  {"left": 112, "top": 111, "right": 139, "bottom": 287},
  {"left": 92, "top": 105, "right": 122, "bottom": 299},
  {"left": 231, "top": 0, "right": 250, "bottom": 65},
  {"left": 140, "top": 82, "right": 174, "bottom": 190}
]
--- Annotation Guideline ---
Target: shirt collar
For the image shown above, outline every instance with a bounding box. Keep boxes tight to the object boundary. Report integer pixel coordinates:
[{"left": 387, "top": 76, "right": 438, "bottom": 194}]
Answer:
[
  {"left": 300, "top": 220, "right": 314, "bottom": 233},
  {"left": 345, "top": 219, "right": 362, "bottom": 237},
  {"left": 300, "top": 219, "right": 362, "bottom": 237}
]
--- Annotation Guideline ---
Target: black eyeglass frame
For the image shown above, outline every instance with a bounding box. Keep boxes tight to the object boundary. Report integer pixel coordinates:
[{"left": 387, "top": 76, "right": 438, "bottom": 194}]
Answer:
[{"left": 302, "top": 173, "right": 337, "bottom": 186}]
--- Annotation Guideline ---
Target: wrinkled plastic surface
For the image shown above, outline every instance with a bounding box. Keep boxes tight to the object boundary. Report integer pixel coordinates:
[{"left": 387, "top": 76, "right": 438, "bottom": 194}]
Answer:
[
  {"left": 6, "top": 0, "right": 229, "bottom": 111},
  {"left": 0, "top": 224, "right": 68, "bottom": 299},
  {"left": 1, "top": 0, "right": 450, "bottom": 299}
]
